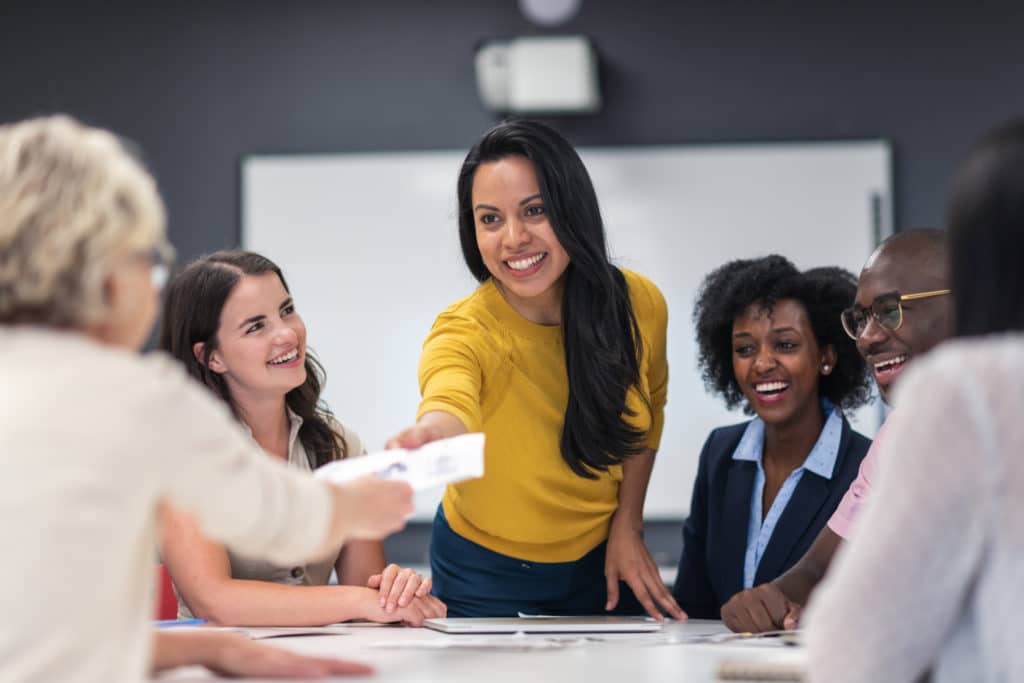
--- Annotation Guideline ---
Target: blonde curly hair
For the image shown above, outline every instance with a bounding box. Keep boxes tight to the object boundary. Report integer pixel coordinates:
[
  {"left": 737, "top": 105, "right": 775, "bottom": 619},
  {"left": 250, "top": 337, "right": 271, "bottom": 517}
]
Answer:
[{"left": 0, "top": 115, "right": 166, "bottom": 326}]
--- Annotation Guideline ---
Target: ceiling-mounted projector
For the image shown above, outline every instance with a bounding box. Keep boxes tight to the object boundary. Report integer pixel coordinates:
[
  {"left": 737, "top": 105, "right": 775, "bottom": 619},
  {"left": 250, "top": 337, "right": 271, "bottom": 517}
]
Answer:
[{"left": 474, "top": 35, "right": 601, "bottom": 115}]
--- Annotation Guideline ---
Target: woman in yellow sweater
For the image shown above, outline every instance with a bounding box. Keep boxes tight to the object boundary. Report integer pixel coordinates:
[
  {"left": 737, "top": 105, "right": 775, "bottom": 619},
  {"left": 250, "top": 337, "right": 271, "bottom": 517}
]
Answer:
[{"left": 388, "top": 120, "right": 685, "bottom": 620}]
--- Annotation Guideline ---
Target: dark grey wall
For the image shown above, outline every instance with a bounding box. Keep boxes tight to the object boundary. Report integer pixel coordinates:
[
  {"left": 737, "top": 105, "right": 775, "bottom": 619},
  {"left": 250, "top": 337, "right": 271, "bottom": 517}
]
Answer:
[
  {"left": 3, "top": 0, "right": 1023, "bottom": 261},
  {"left": 4, "top": 0, "right": 1021, "bottom": 569}
]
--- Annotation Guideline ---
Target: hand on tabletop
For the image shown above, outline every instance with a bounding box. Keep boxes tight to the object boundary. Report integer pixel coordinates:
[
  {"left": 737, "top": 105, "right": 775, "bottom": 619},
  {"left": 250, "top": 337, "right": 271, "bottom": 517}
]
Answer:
[
  {"left": 355, "top": 586, "right": 447, "bottom": 626},
  {"left": 721, "top": 582, "right": 802, "bottom": 633},
  {"left": 605, "top": 520, "right": 687, "bottom": 621},
  {"left": 367, "top": 563, "right": 433, "bottom": 613}
]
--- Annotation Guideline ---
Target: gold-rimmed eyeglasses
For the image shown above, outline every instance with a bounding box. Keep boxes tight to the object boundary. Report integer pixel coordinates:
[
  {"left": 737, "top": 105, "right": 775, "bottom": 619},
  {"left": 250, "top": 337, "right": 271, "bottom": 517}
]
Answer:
[{"left": 840, "top": 289, "right": 951, "bottom": 339}]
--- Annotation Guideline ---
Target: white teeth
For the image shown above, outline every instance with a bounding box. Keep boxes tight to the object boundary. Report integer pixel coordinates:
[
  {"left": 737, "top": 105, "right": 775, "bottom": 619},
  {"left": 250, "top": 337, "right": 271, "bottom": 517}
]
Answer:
[
  {"left": 755, "top": 381, "right": 789, "bottom": 393},
  {"left": 874, "top": 355, "right": 908, "bottom": 371},
  {"left": 507, "top": 253, "right": 545, "bottom": 271},
  {"left": 269, "top": 349, "right": 298, "bottom": 365}
]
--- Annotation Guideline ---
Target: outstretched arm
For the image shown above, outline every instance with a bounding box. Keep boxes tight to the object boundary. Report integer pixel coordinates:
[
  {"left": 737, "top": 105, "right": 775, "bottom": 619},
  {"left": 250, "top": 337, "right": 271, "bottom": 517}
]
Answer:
[
  {"left": 162, "top": 505, "right": 444, "bottom": 627},
  {"left": 151, "top": 630, "right": 373, "bottom": 678}
]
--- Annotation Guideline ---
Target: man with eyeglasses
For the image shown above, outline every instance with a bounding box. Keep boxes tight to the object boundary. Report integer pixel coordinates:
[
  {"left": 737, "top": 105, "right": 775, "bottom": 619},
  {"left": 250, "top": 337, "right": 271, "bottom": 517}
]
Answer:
[{"left": 719, "top": 228, "right": 953, "bottom": 633}]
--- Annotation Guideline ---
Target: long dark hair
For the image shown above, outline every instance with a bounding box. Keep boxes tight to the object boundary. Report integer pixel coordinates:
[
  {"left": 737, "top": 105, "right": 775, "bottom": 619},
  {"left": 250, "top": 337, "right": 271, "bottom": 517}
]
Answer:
[
  {"left": 947, "top": 116, "right": 1024, "bottom": 337},
  {"left": 158, "top": 250, "right": 346, "bottom": 467},
  {"left": 457, "top": 119, "right": 647, "bottom": 478}
]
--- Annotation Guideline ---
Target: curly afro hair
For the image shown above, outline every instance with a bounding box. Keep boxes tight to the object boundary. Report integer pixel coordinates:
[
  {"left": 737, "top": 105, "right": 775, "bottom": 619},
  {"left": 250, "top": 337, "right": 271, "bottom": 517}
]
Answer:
[{"left": 693, "top": 255, "right": 872, "bottom": 414}]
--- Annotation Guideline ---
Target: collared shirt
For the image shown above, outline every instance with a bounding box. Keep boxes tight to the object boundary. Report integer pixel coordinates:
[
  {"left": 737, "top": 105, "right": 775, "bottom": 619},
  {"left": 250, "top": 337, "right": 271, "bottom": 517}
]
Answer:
[
  {"left": 733, "top": 401, "right": 843, "bottom": 588},
  {"left": 827, "top": 421, "right": 888, "bottom": 539}
]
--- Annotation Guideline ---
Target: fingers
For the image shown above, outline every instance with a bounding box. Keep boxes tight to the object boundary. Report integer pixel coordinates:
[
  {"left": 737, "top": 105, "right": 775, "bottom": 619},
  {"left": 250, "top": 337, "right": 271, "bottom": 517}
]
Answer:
[
  {"left": 396, "top": 571, "right": 421, "bottom": 608},
  {"left": 783, "top": 603, "right": 803, "bottom": 630},
  {"left": 384, "top": 427, "right": 417, "bottom": 450},
  {"left": 385, "top": 425, "right": 439, "bottom": 450},
  {"left": 366, "top": 573, "right": 382, "bottom": 589},
  {"left": 734, "top": 585, "right": 786, "bottom": 633},
  {"left": 604, "top": 568, "right": 620, "bottom": 612},
  {"left": 421, "top": 594, "right": 447, "bottom": 618},
  {"left": 399, "top": 601, "right": 427, "bottom": 627},
  {"left": 318, "top": 657, "right": 375, "bottom": 677},
  {"left": 758, "top": 585, "right": 791, "bottom": 629},
  {"left": 614, "top": 555, "right": 685, "bottom": 621},
  {"left": 647, "top": 577, "right": 687, "bottom": 621},
  {"left": 384, "top": 568, "right": 413, "bottom": 612},
  {"left": 624, "top": 574, "right": 662, "bottom": 621},
  {"left": 741, "top": 599, "right": 777, "bottom": 634},
  {"left": 376, "top": 564, "right": 400, "bottom": 608},
  {"left": 723, "top": 586, "right": 795, "bottom": 633},
  {"left": 207, "top": 634, "right": 374, "bottom": 678},
  {"left": 415, "top": 577, "right": 432, "bottom": 597},
  {"left": 721, "top": 594, "right": 751, "bottom": 632},
  {"left": 397, "top": 595, "right": 446, "bottom": 626},
  {"left": 269, "top": 651, "right": 374, "bottom": 679}
]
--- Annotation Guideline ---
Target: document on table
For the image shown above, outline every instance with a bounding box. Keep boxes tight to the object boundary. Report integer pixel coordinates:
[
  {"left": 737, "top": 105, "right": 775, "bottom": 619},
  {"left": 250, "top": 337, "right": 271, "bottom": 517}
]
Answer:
[
  {"left": 314, "top": 433, "right": 484, "bottom": 491},
  {"left": 369, "top": 634, "right": 587, "bottom": 651},
  {"left": 157, "top": 625, "right": 352, "bottom": 640},
  {"left": 236, "top": 625, "right": 351, "bottom": 640}
]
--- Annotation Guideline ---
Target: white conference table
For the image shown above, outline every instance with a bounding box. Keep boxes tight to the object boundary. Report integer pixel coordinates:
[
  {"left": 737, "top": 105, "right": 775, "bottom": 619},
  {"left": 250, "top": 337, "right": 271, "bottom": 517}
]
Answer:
[{"left": 154, "top": 619, "right": 805, "bottom": 682}]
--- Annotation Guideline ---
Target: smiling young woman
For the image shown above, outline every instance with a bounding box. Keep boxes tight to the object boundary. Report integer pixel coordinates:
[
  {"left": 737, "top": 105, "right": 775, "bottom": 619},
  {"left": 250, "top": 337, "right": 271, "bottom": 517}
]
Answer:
[
  {"left": 671, "top": 255, "right": 873, "bottom": 619},
  {"left": 387, "top": 119, "right": 683, "bottom": 620},
  {"left": 157, "top": 250, "right": 445, "bottom": 627}
]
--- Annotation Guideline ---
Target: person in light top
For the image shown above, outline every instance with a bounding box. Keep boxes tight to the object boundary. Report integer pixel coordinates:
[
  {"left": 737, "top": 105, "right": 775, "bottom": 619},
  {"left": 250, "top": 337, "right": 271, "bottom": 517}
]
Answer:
[
  {"left": 159, "top": 250, "right": 445, "bottom": 626},
  {"left": 0, "top": 115, "right": 411, "bottom": 682},
  {"left": 805, "top": 115, "right": 1024, "bottom": 683}
]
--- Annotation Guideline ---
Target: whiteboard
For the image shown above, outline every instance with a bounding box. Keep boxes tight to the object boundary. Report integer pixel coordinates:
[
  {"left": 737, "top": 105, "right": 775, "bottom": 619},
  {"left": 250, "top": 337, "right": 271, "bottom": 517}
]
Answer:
[{"left": 242, "top": 141, "right": 891, "bottom": 519}]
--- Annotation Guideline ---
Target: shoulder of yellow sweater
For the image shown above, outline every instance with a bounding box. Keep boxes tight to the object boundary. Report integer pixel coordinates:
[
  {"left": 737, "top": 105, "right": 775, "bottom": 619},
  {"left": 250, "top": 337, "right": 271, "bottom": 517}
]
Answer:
[
  {"left": 432, "top": 282, "right": 505, "bottom": 335},
  {"left": 620, "top": 268, "right": 665, "bottom": 310},
  {"left": 619, "top": 268, "right": 667, "bottom": 334}
]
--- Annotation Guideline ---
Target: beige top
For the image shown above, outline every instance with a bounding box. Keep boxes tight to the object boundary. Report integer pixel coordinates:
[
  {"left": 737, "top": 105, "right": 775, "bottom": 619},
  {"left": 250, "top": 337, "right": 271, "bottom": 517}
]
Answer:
[
  {"left": 805, "top": 334, "right": 1024, "bottom": 683},
  {"left": 177, "top": 412, "right": 365, "bottom": 618},
  {"left": 0, "top": 327, "right": 335, "bottom": 683}
]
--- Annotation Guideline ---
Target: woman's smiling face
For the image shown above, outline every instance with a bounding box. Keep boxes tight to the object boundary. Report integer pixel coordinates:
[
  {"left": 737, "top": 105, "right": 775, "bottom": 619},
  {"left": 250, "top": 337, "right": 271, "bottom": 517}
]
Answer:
[
  {"left": 731, "top": 298, "right": 832, "bottom": 426},
  {"left": 472, "top": 155, "right": 571, "bottom": 323},
  {"left": 201, "top": 272, "right": 307, "bottom": 402}
]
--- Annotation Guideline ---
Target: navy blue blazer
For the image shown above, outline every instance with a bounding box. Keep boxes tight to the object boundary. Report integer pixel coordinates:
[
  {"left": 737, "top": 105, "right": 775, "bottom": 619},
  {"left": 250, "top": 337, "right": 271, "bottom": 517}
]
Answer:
[{"left": 671, "top": 416, "right": 871, "bottom": 619}]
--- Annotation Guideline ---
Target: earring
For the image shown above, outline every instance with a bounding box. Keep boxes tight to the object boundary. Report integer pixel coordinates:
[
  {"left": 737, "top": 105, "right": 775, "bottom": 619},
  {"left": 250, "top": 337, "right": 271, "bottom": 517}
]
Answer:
[{"left": 822, "top": 364, "right": 831, "bottom": 374}]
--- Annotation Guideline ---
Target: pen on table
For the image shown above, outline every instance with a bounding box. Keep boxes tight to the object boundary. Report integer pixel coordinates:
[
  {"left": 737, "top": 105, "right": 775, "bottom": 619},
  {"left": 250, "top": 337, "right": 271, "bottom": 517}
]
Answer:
[{"left": 153, "top": 618, "right": 208, "bottom": 628}]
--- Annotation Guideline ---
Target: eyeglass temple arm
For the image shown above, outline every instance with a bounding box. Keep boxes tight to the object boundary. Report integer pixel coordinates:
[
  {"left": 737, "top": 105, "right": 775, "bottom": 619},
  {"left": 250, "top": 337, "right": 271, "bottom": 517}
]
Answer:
[{"left": 899, "top": 289, "right": 951, "bottom": 302}]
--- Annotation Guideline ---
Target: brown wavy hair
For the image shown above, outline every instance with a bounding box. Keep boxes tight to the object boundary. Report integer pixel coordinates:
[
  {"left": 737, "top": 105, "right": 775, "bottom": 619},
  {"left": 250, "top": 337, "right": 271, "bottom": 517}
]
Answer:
[{"left": 158, "top": 250, "right": 346, "bottom": 467}]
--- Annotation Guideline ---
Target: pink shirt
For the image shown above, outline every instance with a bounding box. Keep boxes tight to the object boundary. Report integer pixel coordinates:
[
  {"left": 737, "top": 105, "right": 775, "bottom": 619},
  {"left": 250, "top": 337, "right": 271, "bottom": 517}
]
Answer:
[{"left": 827, "top": 422, "right": 887, "bottom": 539}]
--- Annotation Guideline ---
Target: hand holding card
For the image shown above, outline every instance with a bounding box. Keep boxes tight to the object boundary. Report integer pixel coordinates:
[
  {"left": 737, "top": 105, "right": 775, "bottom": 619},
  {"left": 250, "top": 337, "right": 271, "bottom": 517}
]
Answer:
[{"left": 315, "top": 433, "right": 485, "bottom": 492}]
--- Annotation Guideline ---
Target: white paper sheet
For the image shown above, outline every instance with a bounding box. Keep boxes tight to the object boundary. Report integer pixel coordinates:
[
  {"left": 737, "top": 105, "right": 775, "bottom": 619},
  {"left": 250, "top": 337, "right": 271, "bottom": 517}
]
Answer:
[
  {"left": 368, "top": 634, "right": 587, "bottom": 651},
  {"left": 314, "top": 433, "right": 484, "bottom": 491}
]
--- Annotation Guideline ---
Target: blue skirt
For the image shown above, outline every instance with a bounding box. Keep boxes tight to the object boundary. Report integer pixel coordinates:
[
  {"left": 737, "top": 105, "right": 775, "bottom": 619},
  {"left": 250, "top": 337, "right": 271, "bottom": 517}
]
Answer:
[{"left": 429, "top": 505, "right": 644, "bottom": 618}]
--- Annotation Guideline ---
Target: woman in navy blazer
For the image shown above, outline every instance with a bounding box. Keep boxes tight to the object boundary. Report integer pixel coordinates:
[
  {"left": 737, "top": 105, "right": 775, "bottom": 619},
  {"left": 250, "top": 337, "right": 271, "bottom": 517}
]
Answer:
[{"left": 673, "top": 256, "right": 873, "bottom": 619}]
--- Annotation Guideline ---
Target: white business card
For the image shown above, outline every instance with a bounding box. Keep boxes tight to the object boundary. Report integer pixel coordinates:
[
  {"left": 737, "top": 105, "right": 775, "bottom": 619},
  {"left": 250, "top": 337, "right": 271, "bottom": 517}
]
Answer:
[{"left": 314, "top": 432, "right": 485, "bottom": 492}]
